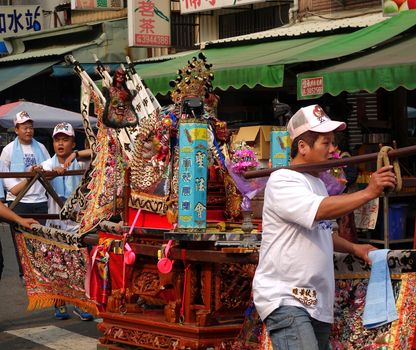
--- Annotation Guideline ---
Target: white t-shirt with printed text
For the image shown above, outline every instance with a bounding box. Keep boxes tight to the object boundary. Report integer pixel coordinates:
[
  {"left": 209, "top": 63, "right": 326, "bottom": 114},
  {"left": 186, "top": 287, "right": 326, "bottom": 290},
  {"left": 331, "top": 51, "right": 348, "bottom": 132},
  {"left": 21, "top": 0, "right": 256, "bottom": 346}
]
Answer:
[{"left": 253, "top": 169, "right": 334, "bottom": 324}]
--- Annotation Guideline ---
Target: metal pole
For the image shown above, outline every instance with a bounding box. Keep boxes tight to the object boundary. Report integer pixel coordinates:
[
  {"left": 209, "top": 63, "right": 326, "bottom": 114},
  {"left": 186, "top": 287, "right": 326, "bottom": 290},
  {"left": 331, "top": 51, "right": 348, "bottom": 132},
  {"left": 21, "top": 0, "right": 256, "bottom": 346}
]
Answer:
[{"left": 243, "top": 145, "right": 416, "bottom": 179}]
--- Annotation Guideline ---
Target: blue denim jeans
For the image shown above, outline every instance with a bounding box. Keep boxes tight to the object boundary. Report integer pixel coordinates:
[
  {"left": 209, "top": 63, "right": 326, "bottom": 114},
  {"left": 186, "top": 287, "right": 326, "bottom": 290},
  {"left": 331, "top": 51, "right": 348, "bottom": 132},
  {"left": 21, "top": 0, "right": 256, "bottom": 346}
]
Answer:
[{"left": 264, "top": 305, "right": 331, "bottom": 350}]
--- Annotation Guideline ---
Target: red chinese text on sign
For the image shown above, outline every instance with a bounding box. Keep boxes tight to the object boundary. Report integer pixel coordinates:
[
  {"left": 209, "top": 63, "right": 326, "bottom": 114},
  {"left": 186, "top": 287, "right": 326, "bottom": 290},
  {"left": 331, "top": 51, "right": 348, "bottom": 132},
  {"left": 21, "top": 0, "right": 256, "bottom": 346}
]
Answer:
[{"left": 301, "top": 77, "right": 324, "bottom": 97}]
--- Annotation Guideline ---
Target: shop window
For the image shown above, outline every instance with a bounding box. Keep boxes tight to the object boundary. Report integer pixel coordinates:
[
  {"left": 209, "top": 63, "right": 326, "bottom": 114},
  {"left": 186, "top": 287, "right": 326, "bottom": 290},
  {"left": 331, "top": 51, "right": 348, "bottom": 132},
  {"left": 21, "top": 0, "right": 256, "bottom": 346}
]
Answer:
[
  {"left": 219, "top": 5, "right": 289, "bottom": 39},
  {"left": 171, "top": 12, "right": 196, "bottom": 50},
  {"left": 346, "top": 92, "right": 381, "bottom": 150}
]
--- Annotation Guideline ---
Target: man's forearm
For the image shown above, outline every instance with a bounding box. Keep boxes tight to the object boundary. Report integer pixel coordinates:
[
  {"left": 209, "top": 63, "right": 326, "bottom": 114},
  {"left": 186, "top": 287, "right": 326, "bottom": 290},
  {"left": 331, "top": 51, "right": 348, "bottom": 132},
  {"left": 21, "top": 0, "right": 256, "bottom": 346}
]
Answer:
[
  {"left": 0, "top": 202, "right": 23, "bottom": 224},
  {"left": 316, "top": 189, "right": 374, "bottom": 220},
  {"left": 332, "top": 234, "right": 356, "bottom": 254},
  {"left": 332, "top": 232, "right": 376, "bottom": 264},
  {"left": 9, "top": 179, "right": 29, "bottom": 196},
  {"left": 317, "top": 165, "right": 396, "bottom": 221}
]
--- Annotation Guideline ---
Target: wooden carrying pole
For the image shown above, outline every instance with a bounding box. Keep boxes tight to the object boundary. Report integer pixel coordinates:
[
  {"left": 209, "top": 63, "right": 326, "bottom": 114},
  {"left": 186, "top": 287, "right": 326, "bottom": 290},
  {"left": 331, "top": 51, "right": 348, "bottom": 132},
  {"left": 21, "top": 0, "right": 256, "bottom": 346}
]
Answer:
[{"left": 243, "top": 145, "right": 416, "bottom": 179}]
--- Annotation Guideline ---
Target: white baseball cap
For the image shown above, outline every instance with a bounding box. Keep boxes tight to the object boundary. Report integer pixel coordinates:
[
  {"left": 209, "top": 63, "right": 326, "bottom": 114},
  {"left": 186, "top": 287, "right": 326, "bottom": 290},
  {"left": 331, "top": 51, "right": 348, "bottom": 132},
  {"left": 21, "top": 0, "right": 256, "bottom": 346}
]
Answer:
[
  {"left": 287, "top": 104, "right": 346, "bottom": 140},
  {"left": 53, "top": 122, "right": 75, "bottom": 137},
  {"left": 14, "top": 110, "right": 33, "bottom": 126}
]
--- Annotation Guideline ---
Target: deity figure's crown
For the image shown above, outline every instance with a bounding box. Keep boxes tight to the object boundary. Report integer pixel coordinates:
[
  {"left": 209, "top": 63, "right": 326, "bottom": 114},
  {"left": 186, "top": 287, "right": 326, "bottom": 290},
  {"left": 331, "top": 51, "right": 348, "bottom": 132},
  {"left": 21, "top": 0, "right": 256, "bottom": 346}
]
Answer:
[{"left": 169, "top": 52, "right": 214, "bottom": 104}]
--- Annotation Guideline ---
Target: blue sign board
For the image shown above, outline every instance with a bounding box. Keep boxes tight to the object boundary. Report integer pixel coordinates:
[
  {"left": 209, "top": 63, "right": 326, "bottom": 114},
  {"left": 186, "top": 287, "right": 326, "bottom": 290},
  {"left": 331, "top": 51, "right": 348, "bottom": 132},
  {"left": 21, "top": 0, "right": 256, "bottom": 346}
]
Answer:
[{"left": 0, "top": 5, "right": 43, "bottom": 53}]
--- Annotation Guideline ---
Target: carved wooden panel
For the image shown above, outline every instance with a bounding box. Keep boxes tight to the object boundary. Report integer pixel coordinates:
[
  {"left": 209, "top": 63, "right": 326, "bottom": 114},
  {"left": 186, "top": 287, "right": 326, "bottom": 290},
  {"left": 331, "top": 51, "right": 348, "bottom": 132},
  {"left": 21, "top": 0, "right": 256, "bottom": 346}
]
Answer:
[{"left": 216, "top": 263, "right": 255, "bottom": 312}]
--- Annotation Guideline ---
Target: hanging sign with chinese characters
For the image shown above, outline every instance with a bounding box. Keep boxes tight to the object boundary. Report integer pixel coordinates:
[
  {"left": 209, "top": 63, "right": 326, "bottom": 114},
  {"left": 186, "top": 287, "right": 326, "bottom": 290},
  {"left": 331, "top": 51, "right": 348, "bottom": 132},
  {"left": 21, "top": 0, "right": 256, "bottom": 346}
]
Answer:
[
  {"left": 177, "top": 120, "right": 208, "bottom": 231},
  {"left": 180, "top": 0, "right": 266, "bottom": 14},
  {"left": 300, "top": 77, "right": 324, "bottom": 99},
  {"left": 0, "top": 6, "right": 42, "bottom": 37},
  {"left": 128, "top": 0, "right": 171, "bottom": 47},
  {"left": 70, "top": 0, "right": 123, "bottom": 10}
]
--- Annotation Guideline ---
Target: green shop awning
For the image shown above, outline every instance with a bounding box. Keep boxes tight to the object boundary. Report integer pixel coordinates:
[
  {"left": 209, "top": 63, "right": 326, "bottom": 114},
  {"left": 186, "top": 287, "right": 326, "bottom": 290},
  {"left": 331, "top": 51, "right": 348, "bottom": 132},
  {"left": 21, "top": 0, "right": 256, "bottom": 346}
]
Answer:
[
  {"left": 136, "top": 10, "right": 416, "bottom": 95},
  {"left": 134, "top": 36, "right": 332, "bottom": 95},
  {"left": 0, "top": 60, "right": 58, "bottom": 92},
  {"left": 297, "top": 33, "right": 416, "bottom": 100}
]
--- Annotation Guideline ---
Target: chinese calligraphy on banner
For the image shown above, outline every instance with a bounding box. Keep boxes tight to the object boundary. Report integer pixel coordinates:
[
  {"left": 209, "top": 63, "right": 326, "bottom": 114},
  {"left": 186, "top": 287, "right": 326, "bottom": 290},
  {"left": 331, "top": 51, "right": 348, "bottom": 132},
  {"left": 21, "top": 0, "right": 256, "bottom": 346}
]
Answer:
[
  {"left": 0, "top": 6, "right": 42, "bottom": 37},
  {"left": 180, "top": 0, "right": 266, "bottom": 14},
  {"left": 128, "top": 0, "right": 171, "bottom": 47},
  {"left": 354, "top": 198, "right": 379, "bottom": 230},
  {"left": 178, "top": 121, "right": 208, "bottom": 230}
]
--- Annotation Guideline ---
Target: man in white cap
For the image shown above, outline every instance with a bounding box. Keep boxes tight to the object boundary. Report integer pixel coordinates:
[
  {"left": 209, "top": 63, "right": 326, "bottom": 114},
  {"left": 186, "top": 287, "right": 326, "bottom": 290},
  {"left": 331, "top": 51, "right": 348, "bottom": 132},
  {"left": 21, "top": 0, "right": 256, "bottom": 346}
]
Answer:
[
  {"left": 0, "top": 111, "right": 50, "bottom": 279},
  {"left": 39, "top": 122, "right": 92, "bottom": 321},
  {"left": 40, "top": 122, "right": 90, "bottom": 233},
  {"left": 252, "top": 104, "right": 397, "bottom": 350}
]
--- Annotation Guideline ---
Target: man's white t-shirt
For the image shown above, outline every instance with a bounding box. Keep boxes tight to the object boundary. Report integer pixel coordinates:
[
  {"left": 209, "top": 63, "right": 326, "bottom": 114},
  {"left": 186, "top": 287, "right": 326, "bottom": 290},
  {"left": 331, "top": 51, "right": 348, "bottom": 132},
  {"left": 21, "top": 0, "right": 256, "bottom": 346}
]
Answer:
[
  {"left": 0, "top": 160, "right": 7, "bottom": 200},
  {"left": 41, "top": 158, "right": 88, "bottom": 233},
  {"left": 0, "top": 141, "right": 50, "bottom": 203},
  {"left": 253, "top": 169, "right": 335, "bottom": 324}
]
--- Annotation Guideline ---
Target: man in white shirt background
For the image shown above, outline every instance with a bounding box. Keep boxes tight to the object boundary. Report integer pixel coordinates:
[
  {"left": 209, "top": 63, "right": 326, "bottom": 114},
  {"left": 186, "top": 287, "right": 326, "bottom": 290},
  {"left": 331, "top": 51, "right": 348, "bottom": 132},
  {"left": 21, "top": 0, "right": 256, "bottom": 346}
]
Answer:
[{"left": 0, "top": 111, "right": 50, "bottom": 279}]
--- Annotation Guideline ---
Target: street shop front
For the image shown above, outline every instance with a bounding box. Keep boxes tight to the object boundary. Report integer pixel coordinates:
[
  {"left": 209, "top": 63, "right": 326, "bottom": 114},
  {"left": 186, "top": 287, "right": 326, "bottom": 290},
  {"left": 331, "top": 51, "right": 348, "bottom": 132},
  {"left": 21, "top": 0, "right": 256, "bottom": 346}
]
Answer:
[{"left": 7, "top": 10, "right": 416, "bottom": 350}]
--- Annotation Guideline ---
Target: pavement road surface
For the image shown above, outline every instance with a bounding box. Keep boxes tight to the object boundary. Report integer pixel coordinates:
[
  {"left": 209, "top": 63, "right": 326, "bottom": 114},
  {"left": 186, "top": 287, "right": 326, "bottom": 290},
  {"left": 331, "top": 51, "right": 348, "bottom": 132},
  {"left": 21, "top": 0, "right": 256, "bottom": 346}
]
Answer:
[{"left": 0, "top": 223, "right": 102, "bottom": 350}]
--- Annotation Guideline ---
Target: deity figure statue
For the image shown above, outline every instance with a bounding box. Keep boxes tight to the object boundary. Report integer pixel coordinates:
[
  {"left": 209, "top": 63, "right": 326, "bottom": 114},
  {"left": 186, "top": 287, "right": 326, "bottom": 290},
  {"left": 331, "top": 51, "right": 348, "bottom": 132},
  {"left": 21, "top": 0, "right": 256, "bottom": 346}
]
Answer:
[{"left": 102, "top": 68, "right": 139, "bottom": 129}]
